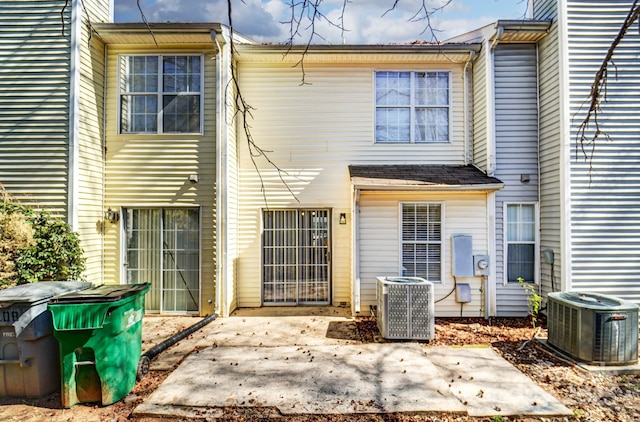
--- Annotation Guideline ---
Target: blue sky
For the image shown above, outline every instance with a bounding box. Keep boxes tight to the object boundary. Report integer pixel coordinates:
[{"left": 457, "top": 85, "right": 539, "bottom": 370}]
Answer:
[{"left": 114, "top": 0, "right": 530, "bottom": 44}]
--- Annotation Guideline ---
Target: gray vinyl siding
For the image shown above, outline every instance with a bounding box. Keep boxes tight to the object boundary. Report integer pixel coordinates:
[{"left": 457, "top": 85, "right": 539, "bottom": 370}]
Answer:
[
  {"left": 0, "top": 1, "right": 72, "bottom": 216},
  {"left": 472, "top": 41, "right": 488, "bottom": 171},
  {"left": 566, "top": 0, "right": 640, "bottom": 303},
  {"left": 494, "top": 44, "right": 539, "bottom": 316},
  {"left": 534, "top": 0, "right": 562, "bottom": 298}
]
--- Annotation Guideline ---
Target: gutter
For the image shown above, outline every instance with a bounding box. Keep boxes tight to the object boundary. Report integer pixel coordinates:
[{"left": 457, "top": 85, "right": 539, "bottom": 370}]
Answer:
[{"left": 351, "top": 183, "right": 505, "bottom": 192}]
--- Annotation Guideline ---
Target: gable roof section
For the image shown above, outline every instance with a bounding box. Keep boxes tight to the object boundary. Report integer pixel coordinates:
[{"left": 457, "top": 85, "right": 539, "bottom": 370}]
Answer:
[
  {"left": 349, "top": 164, "right": 504, "bottom": 191},
  {"left": 447, "top": 19, "right": 551, "bottom": 44}
]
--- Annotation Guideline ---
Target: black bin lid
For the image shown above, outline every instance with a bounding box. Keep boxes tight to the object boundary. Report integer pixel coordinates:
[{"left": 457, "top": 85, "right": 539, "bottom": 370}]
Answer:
[
  {"left": 0, "top": 282, "right": 93, "bottom": 308},
  {"left": 48, "top": 283, "right": 149, "bottom": 304}
]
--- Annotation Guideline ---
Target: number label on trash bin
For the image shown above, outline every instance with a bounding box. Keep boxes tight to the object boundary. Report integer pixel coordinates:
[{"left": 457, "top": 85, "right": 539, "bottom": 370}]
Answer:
[
  {"left": 124, "top": 308, "right": 143, "bottom": 330},
  {"left": 0, "top": 307, "right": 27, "bottom": 323}
]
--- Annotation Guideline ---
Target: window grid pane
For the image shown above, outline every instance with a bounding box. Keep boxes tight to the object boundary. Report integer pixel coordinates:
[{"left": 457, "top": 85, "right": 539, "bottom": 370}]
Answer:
[
  {"left": 376, "top": 71, "right": 449, "bottom": 144},
  {"left": 506, "top": 204, "right": 536, "bottom": 283},
  {"left": 120, "top": 55, "right": 202, "bottom": 134}
]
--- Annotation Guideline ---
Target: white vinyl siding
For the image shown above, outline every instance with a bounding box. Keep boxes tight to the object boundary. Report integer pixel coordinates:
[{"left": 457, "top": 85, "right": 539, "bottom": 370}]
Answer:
[
  {"left": 0, "top": 1, "right": 72, "bottom": 215},
  {"left": 0, "top": 1, "right": 109, "bottom": 283},
  {"left": 534, "top": 0, "right": 563, "bottom": 299},
  {"left": 565, "top": 0, "right": 640, "bottom": 303},
  {"left": 359, "top": 191, "right": 488, "bottom": 317},
  {"left": 104, "top": 45, "right": 217, "bottom": 315},
  {"left": 493, "top": 43, "right": 540, "bottom": 316},
  {"left": 235, "top": 60, "right": 468, "bottom": 309}
]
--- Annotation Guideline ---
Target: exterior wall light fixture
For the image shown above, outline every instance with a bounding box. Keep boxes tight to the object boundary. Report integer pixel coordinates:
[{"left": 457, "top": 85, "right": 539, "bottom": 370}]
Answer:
[
  {"left": 339, "top": 213, "right": 347, "bottom": 225},
  {"left": 105, "top": 208, "right": 120, "bottom": 224}
]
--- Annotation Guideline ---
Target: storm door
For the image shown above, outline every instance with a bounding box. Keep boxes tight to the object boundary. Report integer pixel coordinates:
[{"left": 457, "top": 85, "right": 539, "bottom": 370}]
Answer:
[
  {"left": 262, "top": 209, "right": 331, "bottom": 305},
  {"left": 124, "top": 208, "right": 200, "bottom": 313}
]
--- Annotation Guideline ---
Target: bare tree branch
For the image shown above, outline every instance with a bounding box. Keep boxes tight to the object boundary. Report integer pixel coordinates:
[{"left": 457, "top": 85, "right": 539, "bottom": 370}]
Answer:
[
  {"left": 137, "top": 0, "right": 158, "bottom": 47},
  {"left": 384, "top": 0, "right": 453, "bottom": 42},
  {"left": 227, "top": 0, "right": 301, "bottom": 206},
  {"left": 575, "top": 0, "right": 640, "bottom": 172}
]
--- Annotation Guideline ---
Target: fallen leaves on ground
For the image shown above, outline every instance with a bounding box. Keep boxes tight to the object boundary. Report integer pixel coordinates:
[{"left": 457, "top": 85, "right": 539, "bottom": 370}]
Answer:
[{"left": 0, "top": 316, "right": 637, "bottom": 421}]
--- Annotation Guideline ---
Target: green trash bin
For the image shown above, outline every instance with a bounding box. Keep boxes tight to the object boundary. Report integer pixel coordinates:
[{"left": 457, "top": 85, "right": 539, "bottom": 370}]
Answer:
[{"left": 47, "top": 283, "right": 149, "bottom": 408}]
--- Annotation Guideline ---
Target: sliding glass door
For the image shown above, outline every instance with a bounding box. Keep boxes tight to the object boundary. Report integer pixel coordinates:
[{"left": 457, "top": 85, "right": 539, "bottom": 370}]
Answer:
[{"left": 124, "top": 208, "right": 200, "bottom": 313}]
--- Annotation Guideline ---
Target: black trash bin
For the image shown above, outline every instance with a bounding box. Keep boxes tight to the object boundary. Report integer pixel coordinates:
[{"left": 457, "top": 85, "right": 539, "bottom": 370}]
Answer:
[{"left": 0, "top": 281, "right": 92, "bottom": 398}]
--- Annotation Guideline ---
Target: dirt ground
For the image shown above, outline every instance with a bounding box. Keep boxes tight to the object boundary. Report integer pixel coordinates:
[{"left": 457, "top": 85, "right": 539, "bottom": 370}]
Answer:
[{"left": 0, "top": 315, "right": 638, "bottom": 422}]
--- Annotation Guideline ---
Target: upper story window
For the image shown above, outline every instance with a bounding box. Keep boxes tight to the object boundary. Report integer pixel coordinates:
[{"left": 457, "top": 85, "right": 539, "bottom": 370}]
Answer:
[
  {"left": 375, "top": 71, "right": 450, "bottom": 143},
  {"left": 119, "top": 55, "right": 202, "bottom": 134}
]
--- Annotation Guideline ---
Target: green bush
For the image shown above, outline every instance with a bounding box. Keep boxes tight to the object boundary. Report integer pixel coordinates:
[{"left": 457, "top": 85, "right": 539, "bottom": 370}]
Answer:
[{"left": 0, "top": 195, "right": 86, "bottom": 287}]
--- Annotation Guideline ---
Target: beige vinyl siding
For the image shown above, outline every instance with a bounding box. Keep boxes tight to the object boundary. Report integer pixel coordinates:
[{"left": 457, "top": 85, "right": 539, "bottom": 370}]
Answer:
[
  {"left": 534, "top": 0, "right": 562, "bottom": 297},
  {"left": 236, "top": 61, "right": 468, "bottom": 308},
  {"left": 104, "top": 45, "right": 217, "bottom": 314},
  {"left": 359, "top": 191, "right": 488, "bottom": 317},
  {"left": 566, "top": 0, "right": 640, "bottom": 302},
  {"left": 76, "top": 0, "right": 110, "bottom": 283},
  {"left": 0, "top": 1, "right": 71, "bottom": 215},
  {"left": 472, "top": 41, "right": 488, "bottom": 171}
]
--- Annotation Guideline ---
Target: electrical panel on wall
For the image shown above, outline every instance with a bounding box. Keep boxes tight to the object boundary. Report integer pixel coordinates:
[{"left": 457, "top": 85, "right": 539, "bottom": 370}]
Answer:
[{"left": 452, "top": 235, "right": 474, "bottom": 277}]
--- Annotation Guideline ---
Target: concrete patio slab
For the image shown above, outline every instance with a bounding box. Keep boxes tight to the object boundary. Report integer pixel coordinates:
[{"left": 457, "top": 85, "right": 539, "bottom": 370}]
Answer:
[{"left": 135, "top": 311, "right": 573, "bottom": 418}]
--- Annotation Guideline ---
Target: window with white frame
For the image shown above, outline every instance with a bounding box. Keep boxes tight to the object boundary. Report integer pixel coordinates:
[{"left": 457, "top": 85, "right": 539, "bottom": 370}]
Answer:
[
  {"left": 401, "top": 203, "right": 442, "bottom": 282},
  {"left": 506, "top": 203, "right": 536, "bottom": 283},
  {"left": 120, "top": 55, "right": 202, "bottom": 134},
  {"left": 375, "top": 71, "right": 450, "bottom": 143}
]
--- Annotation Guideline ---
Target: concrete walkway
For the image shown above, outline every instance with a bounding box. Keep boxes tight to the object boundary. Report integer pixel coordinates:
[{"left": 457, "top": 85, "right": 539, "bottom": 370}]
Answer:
[{"left": 135, "top": 308, "right": 572, "bottom": 419}]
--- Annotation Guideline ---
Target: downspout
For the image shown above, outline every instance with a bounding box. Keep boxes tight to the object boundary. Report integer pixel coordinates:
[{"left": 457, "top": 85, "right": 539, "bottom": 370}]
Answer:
[
  {"left": 535, "top": 43, "right": 543, "bottom": 295},
  {"left": 487, "top": 26, "right": 504, "bottom": 177},
  {"left": 68, "top": 0, "right": 82, "bottom": 230},
  {"left": 101, "top": 44, "right": 109, "bottom": 283},
  {"left": 352, "top": 188, "right": 361, "bottom": 314},
  {"left": 463, "top": 51, "right": 476, "bottom": 165},
  {"left": 213, "top": 31, "right": 228, "bottom": 317}
]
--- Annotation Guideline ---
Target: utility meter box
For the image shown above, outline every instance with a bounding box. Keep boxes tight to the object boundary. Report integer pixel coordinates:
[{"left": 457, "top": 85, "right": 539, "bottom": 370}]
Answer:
[{"left": 474, "top": 255, "right": 490, "bottom": 276}]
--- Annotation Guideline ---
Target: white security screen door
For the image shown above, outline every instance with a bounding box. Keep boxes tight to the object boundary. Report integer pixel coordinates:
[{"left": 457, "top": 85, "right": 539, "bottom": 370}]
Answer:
[
  {"left": 262, "top": 209, "right": 330, "bottom": 305},
  {"left": 124, "top": 208, "right": 200, "bottom": 313}
]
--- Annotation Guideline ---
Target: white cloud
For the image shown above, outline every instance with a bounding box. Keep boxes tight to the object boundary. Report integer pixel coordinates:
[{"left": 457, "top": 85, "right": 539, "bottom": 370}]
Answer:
[{"left": 114, "top": 0, "right": 522, "bottom": 44}]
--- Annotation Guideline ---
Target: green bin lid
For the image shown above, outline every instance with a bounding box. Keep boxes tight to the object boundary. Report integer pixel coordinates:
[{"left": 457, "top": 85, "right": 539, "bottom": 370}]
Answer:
[{"left": 48, "top": 283, "right": 149, "bottom": 304}]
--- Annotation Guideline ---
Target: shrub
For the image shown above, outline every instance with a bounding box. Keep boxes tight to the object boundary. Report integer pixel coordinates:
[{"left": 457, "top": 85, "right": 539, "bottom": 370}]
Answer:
[
  {"left": 0, "top": 186, "right": 86, "bottom": 287},
  {"left": 0, "top": 210, "right": 35, "bottom": 287},
  {"left": 518, "top": 276, "right": 542, "bottom": 328}
]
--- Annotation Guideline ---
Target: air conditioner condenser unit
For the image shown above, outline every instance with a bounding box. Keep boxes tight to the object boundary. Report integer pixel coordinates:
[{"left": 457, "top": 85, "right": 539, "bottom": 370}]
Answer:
[{"left": 376, "top": 276, "right": 435, "bottom": 340}]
